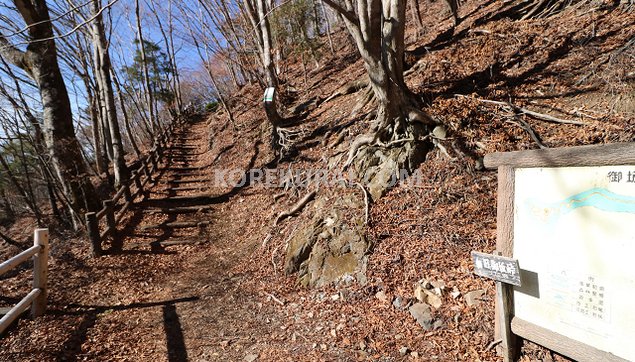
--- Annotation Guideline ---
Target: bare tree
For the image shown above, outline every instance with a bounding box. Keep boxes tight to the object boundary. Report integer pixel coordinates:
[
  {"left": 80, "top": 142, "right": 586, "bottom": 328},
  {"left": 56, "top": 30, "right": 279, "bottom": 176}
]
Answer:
[
  {"left": 320, "top": 0, "right": 437, "bottom": 198},
  {"left": 135, "top": 0, "right": 159, "bottom": 134},
  {"left": 90, "top": 0, "right": 129, "bottom": 187},
  {"left": 244, "top": 0, "right": 285, "bottom": 148},
  {"left": 0, "top": 0, "right": 101, "bottom": 224}
]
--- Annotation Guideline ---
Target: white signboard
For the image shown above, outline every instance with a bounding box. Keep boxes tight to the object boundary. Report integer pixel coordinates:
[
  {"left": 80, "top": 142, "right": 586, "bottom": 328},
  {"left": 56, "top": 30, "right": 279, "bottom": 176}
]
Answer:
[
  {"left": 514, "top": 166, "right": 635, "bottom": 361},
  {"left": 263, "top": 87, "right": 275, "bottom": 103}
]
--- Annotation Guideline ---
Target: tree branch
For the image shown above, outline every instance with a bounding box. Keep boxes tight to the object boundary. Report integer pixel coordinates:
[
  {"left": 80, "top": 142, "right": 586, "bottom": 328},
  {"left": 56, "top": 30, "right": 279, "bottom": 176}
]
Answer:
[
  {"left": 0, "top": 32, "right": 29, "bottom": 74},
  {"left": 322, "top": 0, "right": 359, "bottom": 25}
]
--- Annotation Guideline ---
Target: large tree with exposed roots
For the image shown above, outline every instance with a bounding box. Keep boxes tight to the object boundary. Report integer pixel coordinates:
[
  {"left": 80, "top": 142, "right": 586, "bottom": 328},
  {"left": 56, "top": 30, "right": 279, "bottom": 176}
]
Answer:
[{"left": 322, "top": 0, "right": 436, "bottom": 197}]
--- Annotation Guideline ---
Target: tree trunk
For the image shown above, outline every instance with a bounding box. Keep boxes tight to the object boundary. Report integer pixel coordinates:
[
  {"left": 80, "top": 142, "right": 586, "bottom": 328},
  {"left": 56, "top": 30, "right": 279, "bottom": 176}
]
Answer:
[
  {"left": 0, "top": 0, "right": 101, "bottom": 224},
  {"left": 112, "top": 70, "right": 142, "bottom": 158},
  {"left": 319, "top": 0, "right": 336, "bottom": 54},
  {"left": 0, "top": 188, "right": 15, "bottom": 221},
  {"left": 135, "top": 0, "right": 158, "bottom": 134},
  {"left": 410, "top": 0, "right": 425, "bottom": 36},
  {"left": 88, "top": 86, "right": 108, "bottom": 175},
  {"left": 91, "top": 0, "right": 129, "bottom": 187},
  {"left": 322, "top": 0, "right": 435, "bottom": 198}
]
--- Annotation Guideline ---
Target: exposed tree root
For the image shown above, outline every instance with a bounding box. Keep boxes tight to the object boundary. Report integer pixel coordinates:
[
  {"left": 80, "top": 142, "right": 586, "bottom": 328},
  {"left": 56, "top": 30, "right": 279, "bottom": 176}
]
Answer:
[
  {"left": 355, "top": 182, "right": 370, "bottom": 225},
  {"left": 518, "top": 0, "right": 597, "bottom": 20},
  {"left": 470, "top": 97, "right": 587, "bottom": 125},
  {"left": 506, "top": 117, "right": 548, "bottom": 149},
  {"left": 274, "top": 190, "right": 317, "bottom": 226},
  {"left": 343, "top": 135, "right": 375, "bottom": 169}
]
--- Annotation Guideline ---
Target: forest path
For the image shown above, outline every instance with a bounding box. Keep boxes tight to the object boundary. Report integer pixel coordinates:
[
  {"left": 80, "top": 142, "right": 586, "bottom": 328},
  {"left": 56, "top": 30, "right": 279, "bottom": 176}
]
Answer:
[{"left": 68, "top": 116, "right": 316, "bottom": 361}]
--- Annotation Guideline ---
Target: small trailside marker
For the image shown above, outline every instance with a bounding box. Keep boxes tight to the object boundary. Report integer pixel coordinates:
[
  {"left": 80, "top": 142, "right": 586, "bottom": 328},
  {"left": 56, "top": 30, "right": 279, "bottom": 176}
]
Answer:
[
  {"left": 471, "top": 251, "right": 521, "bottom": 286},
  {"left": 263, "top": 87, "right": 275, "bottom": 103}
]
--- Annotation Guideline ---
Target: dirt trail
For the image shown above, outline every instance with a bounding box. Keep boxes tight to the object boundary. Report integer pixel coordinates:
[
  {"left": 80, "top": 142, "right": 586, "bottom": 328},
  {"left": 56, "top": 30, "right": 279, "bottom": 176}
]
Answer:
[
  {"left": 80, "top": 117, "right": 286, "bottom": 361},
  {"left": 0, "top": 116, "right": 302, "bottom": 361}
]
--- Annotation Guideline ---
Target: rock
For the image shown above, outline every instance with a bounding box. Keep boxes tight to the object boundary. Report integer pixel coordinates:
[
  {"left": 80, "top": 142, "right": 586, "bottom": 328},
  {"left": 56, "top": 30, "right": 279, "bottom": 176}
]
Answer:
[
  {"left": 433, "top": 319, "right": 444, "bottom": 330},
  {"left": 410, "top": 351, "right": 420, "bottom": 358},
  {"left": 425, "top": 291, "right": 443, "bottom": 309},
  {"left": 465, "top": 289, "right": 485, "bottom": 307},
  {"left": 451, "top": 287, "right": 461, "bottom": 299},
  {"left": 375, "top": 290, "right": 389, "bottom": 303},
  {"left": 395, "top": 333, "right": 404, "bottom": 340},
  {"left": 414, "top": 285, "right": 426, "bottom": 303},
  {"left": 392, "top": 296, "right": 405, "bottom": 310},
  {"left": 331, "top": 294, "right": 340, "bottom": 301},
  {"left": 430, "top": 280, "right": 446, "bottom": 295},
  {"left": 415, "top": 285, "right": 442, "bottom": 309},
  {"left": 430, "top": 280, "right": 446, "bottom": 291},
  {"left": 454, "top": 312, "right": 461, "bottom": 324},
  {"left": 409, "top": 303, "right": 433, "bottom": 330},
  {"left": 244, "top": 353, "right": 258, "bottom": 362},
  {"left": 399, "top": 346, "right": 410, "bottom": 356}
]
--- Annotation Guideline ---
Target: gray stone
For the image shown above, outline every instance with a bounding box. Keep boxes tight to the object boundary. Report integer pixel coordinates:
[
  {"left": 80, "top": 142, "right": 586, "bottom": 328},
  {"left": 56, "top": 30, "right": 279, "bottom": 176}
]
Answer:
[
  {"left": 392, "top": 296, "right": 404, "bottom": 310},
  {"left": 430, "top": 280, "right": 446, "bottom": 294},
  {"left": 244, "top": 353, "right": 258, "bottom": 362},
  {"left": 409, "top": 303, "right": 433, "bottom": 330},
  {"left": 425, "top": 291, "right": 443, "bottom": 309},
  {"left": 375, "top": 291, "right": 389, "bottom": 303},
  {"left": 399, "top": 346, "right": 409, "bottom": 356},
  {"left": 465, "top": 289, "right": 485, "bottom": 307}
]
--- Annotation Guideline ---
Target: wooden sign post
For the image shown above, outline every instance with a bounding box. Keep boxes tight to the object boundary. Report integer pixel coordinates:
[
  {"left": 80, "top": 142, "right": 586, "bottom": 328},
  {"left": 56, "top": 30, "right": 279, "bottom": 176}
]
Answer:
[{"left": 484, "top": 143, "right": 635, "bottom": 362}]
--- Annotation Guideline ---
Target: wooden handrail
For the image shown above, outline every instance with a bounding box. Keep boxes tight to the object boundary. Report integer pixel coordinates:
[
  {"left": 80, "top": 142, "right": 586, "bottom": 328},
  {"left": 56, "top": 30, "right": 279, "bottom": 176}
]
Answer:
[
  {"left": 0, "top": 229, "right": 49, "bottom": 334},
  {"left": 84, "top": 117, "right": 182, "bottom": 255},
  {"left": 0, "top": 289, "right": 41, "bottom": 334},
  {"left": 111, "top": 184, "right": 128, "bottom": 205},
  {"left": 0, "top": 245, "right": 40, "bottom": 277}
]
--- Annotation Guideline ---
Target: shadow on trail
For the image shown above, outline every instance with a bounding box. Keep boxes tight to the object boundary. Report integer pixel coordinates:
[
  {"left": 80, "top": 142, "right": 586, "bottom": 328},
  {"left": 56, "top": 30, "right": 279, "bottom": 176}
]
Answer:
[
  {"left": 47, "top": 296, "right": 198, "bottom": 362},
  {"left": 108, "top": 129, "right": 200, "bottom": 255},
  {"left": 141, "top": 140, "right": 267, "bottom": 209}
]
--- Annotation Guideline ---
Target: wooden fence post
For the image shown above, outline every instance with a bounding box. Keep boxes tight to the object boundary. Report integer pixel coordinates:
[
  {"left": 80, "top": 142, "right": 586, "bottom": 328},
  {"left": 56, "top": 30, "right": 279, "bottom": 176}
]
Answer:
[
  {"left": 85, "top": 212, "right": 102, "bottom": 256},
  {"left": 150, "top": 149, "right": 159, "bottom": 170},
  {"left": 31, "top": 228, "right": 49, "bottom": 317},
  {"left": 142, "top": 162, "right": 151, "bottom": 182},
  {"left": 104, "top": 200, "right": 117, "bottom": 240},
  {"left": 132, "top": 171, "right": 142, "bottom": 196},
  {"left": 155, "top": 143, "right": 163, "bottom": 163},
  {"left": 123, "top": 183, "right": 132, "bottom": 203}
]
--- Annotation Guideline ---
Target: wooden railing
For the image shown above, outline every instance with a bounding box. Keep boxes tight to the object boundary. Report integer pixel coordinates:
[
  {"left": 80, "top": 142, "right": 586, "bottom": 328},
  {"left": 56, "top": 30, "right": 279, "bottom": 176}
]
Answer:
[
  {"left": 0, "top": 229, "right": 49, "bottom": 335},
  {"left": 85, "top": 119, "right": 182, "bottom": 256}
]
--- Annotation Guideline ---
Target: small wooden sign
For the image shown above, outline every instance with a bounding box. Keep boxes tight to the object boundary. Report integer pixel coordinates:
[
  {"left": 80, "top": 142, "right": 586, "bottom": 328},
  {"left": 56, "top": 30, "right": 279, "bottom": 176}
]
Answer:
[
  {"left": 471, "top": 251, "right": 521, "bottom": 286},
  {"left": 263, "top": 87, "right": 275, "bottom": 103}
]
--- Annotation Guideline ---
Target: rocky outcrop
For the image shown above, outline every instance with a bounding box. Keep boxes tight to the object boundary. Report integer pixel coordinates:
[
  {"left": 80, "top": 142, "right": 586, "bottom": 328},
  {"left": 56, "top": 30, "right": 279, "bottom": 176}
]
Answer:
[{"left": 284, "top": 193, "right": 369, "bottom": 287}]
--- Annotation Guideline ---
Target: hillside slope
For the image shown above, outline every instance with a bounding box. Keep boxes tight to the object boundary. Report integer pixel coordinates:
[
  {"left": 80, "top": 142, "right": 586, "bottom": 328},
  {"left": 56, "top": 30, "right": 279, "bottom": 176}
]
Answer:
[{"left": 1, "top": 1, "right": 634, "bottom": 361}]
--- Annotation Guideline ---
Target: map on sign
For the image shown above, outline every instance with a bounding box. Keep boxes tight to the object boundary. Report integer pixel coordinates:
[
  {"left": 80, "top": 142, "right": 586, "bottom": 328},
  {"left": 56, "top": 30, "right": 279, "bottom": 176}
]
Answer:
[{"left": 514, "top": 166, "right": 635, "bottom": 361}]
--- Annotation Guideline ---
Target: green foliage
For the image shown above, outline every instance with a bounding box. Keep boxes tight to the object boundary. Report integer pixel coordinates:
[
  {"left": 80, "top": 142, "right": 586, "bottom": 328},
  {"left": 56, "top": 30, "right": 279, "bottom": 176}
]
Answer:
[
  {"left": 123, "top": 39, "right": 175, "bottom": 104},
  {"left": 205, "top": 101, "right": 219, "bottom": 113}
]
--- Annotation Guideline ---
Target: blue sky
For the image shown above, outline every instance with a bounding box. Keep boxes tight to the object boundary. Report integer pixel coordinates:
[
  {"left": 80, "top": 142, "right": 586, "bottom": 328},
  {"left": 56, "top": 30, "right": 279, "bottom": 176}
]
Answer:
[{"left": 0, "top": 0, "right": 210, "bottom": 138}]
